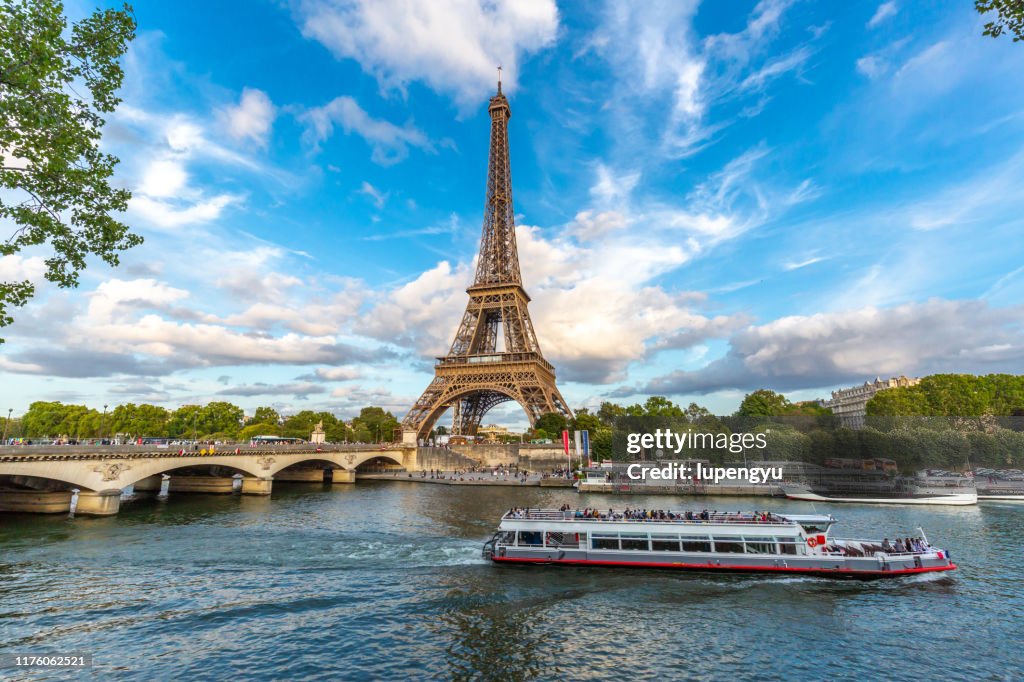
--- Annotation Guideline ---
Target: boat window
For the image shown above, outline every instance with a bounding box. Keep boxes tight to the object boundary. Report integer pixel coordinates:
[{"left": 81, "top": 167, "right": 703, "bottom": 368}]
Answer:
[
  {"left": 497, "top": 531, "right": 516, "bottom": 544},
  {"left": 743, "top": 538, "right": 775, "bottom": 554},
  {"left": 546, "top": 531, "right": 583, "bottom": 548},
  {"left": 651, "top": 536, "right": 681, "bottom": 552},
  {"left": 775, "top": 538, "right": 799, "bottom": 555},
  {"left": 713, "top": 537, "right": 745, "bottom": 553},
  {"left": 620, "top": 533, "right": 649, "bottom": 551},
  {"left": 517, "top": 531, "right": 543, "bottom": 547},
  {"left": 591, "top": 534, "right": 620, "bottom": 550},
  {"left": 680, "top": 536, "right": 712, "bottom": 552}
]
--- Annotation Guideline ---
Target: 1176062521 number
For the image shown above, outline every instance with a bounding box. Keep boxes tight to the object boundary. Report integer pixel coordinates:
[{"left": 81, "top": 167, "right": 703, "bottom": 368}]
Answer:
[{"left": 0, "top": 653, "right": 93, "bottom": 668}]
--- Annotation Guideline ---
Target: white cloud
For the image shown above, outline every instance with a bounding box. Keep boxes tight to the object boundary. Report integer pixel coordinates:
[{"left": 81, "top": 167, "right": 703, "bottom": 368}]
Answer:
[
  {"left": 359, "top": 181, "right": 388, "bottom": 208},
  {"left": 294, "top": 0, "right": 559, "bottom": 109},
  {"left": 87, "top": 278, "right": 191, "bottom": 322},
  {"left": 567, "top": 210, "right": 629, "bottom": 240},
  {"left": 219, "top": 88, "right": 276, "bottom": 148},
  {"left": 644, "top": 299, "right": 1024, "bottom": 394},
  {"left": 738, "top": 47, "right": 810, "bottom": 92},
  {"left": 783, "top": 255, "right": 826, "bottom": 271},
  {"left": 138, "top": 158, "right": 188, "bottom": 198},
  {"left": 302, "top": 96, "right": 433, "bottom": 164},
  {"left": 867, "top": 2, "right": 898, "bottom": 29},
  {"left": 129, "top": 193, "right": 240, "bottom": 229},
  {"left": 0, "top": 254, "right": 47, "bottom": 283},
  {"left": 856, "top": 55, "right": 886, "bottom": 79},
  {"left": 312, "top": 367, "right": 363, "bottom": 381},
  {"left": 590, "top": 0, "right": 800, "bottom": 158}
]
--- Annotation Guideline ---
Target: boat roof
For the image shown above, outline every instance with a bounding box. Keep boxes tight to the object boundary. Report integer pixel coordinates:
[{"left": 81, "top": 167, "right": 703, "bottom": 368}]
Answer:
[{"left": 499, "top": 508, "right": 834, "bottom": 528}]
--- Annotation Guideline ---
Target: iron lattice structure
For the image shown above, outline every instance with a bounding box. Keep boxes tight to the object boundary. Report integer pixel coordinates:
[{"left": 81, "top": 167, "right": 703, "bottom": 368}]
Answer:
[{"left": 403, "top": 82, "right": 572, "bottom": 439}]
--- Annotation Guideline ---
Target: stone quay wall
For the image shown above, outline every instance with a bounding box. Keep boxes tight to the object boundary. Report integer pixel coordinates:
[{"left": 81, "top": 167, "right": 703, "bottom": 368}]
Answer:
[{"left": 445, "top": 443, "right": 571, "bottom": 472}]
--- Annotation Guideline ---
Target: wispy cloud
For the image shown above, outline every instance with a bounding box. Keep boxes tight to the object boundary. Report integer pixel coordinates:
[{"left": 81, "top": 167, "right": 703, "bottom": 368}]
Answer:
[
  {"left": 301, "top": 96, "right": 434, "bottom": 164},
  {"left": 867, "top": 2, "right": 898, "bottom": 29},
  {"left": 293, "top": 0, "right": 559, "bottom": 110},
  {"left": 359, "top": 181, "right": 389, "bottom": 209}
]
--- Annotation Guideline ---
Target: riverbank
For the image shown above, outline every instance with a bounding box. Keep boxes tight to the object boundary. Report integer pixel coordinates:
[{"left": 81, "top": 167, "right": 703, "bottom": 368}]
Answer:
[
  {"left": 358, "top": 472, "right": 575, "bottom": 487},
  {"left": 357, "top": 472, "right": 780, "bottom": 495}
]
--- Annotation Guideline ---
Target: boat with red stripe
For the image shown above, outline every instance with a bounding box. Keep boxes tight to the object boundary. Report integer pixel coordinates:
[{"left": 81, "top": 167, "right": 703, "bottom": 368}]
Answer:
[{"left": 482, "top": 508, "right": 956, "bottom": 579}]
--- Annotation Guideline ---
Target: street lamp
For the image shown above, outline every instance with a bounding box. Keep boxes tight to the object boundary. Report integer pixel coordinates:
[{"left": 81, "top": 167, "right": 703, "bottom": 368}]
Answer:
[
  {"left": 101, "top": 404, "right": 108, "bottom": 443},
  {"left": 2, "top": 408, "right": 12, "bottom": 444}
]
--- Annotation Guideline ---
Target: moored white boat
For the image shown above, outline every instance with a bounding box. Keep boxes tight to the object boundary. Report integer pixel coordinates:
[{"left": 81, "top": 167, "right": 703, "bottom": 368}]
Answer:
[
  {"left": 781, "top": 483, "right": 977, "bottom": 506},
  {"left": 482, "top": 508, "right": 956, "bottom": 579}
]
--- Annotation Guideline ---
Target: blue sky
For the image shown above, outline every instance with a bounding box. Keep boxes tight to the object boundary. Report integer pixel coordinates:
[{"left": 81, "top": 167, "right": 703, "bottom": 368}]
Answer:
[{"left": 2, "top": 0, "right": 1023, "bottom": 428}]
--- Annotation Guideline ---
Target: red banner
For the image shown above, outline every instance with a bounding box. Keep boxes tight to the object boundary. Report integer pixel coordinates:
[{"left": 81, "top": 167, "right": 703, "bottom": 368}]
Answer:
[{"left": 562, "top": 430, "right": 570, "bottom": 455}]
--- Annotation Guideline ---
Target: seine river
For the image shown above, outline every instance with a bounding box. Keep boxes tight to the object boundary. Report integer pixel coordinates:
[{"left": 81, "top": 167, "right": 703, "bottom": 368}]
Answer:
[{"left": 1, "top": 482, "right": 1021, "bottom": 681}]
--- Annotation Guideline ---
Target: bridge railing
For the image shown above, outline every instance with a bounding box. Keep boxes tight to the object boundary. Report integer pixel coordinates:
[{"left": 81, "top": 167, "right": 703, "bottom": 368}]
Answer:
[{"left": 0, "top": 442, "right": 409, "bottom": 459}]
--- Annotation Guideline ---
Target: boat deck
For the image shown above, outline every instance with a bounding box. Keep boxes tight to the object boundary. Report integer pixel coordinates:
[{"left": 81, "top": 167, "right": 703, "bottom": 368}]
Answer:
[{"left": 501, "top": 508, "right": 830, "bottom": 528}]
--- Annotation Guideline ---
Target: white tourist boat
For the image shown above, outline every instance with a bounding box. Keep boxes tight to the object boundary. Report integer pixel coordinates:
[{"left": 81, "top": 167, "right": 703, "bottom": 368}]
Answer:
[
  {"left": 482, "top": 508, "right": 957, "bottom": 579},
  {"left": 973, "top": 470, "right": 1024, "bottom": 501},
  {"left": 780, "top": 470, "right": 977, "bottom": 506}
]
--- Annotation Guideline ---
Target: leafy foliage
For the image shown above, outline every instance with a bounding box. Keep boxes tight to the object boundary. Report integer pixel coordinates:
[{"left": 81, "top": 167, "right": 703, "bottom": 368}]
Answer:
[
  {"left": 533, "top": 412, "right": 567, "bottom": 437},
  {"left": 976, "top": 0, "right": 1024, "bottom": 41},
  {"left": 252, "top": 406, "right": 281, "bottom": 425},
  {"left": 0, "top": 0, "right": 141, "bottom": 338},
  {"left": 238, "top": 422, "right": 281, "bottom": 441},
  {"left": 109, "top": 403, "right": 169, "bottom": 437},
  {"left": 866, "top": 374, "right": 1024, "bottom": 417}
]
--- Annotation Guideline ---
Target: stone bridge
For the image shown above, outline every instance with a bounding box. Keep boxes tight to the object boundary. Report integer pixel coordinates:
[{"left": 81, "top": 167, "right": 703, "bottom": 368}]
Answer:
[{"left": 0, "top": 444, "right": 417, "bottom": 516}]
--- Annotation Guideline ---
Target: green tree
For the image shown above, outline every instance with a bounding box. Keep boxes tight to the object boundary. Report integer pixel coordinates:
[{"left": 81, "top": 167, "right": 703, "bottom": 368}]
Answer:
[
  {"left": 596, "top": 401, "right": 626, "bottom": 425},
  {"left": 252, "top": 406, "right": 280, "bottom": 425},
  {"left": 736, "top": 389, "right": 792, "bottom": 417},
  {"left": 21, "top": 400, "right": 67, "bottom": 437},
  {"left": 976, "top": 0, "right": 1024, "bottom": 41},
  {"left": 168, "top": 405, "right": 201, "bottom": 439},
  {"left": 351, "top": 406, "right": 400, "bottom": 442},
  {"left": 570, "top": 409, "right": 602, "bottom": 433},
  {"left": 642, "top": 396, "right": 684, "bottom": 417},
  {"left": 109, "top": 403, "right": 169, "bottom": 437},
  {"left": 534, "top": 411, "right": 567, "bottom": 436},
  {"left": 197, "top": 401, "right": 243, "bottom": 438},
  {"left": 238, "top": 422, "right": 281, "bottom": 441},
  {"left": 0, "top": 1, "right": 140, "bottom": 339},
  {"left": 281, "top": 410, "right": 327, "bottom": 439}
]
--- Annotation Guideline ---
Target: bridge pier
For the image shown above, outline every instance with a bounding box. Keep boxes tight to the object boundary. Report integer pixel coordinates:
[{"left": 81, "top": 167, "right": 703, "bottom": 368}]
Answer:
[
  {"left": 0, "top": 489, "right": 73, "bottom": 514},
  {"left": 274, "top": 468, "right": 326, "bottom": 482},
  {"left": 75, "top": 490, "right": 122, "bottom": 516},
  {"left": 331, "top": 469, "right": 355, "bottom": 484},
  {"left": 167, "top": 476, "right": 236, "bottom": 494},
  {"left": 131, "top": 475, "right": 164, "bottom": 498},
  {"left": 241, "top": 477, "right": 273, "bottom": 495}
]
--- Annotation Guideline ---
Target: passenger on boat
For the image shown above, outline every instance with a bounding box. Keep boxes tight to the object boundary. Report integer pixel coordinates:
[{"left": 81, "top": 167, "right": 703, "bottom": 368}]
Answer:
[
  {"left": 882, "top": 538, "right": 893, "bottom": 552},
  {"left": 894, "top": 539, "right": 906, "bottom": 553}
]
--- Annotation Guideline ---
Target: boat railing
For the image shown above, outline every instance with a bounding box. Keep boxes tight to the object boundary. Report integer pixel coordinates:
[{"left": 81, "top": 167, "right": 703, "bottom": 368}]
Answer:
[
  {"left": 830, "top": 537, "right": 938, "bottom": 556},
  {"left": 500, "top": 509, "right": 794, "bottom": 526}
]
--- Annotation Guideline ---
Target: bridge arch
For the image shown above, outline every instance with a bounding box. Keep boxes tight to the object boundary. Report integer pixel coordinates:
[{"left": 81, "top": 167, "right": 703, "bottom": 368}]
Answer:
[
  {"left": 416, "top": 385, "right": 530, "bottom": 438},
  {"left": 0, "top": 472, "right": 96, "bottom": 492},
  {"left": 120, "top": 458, "right": 265, "bottom": 489}
]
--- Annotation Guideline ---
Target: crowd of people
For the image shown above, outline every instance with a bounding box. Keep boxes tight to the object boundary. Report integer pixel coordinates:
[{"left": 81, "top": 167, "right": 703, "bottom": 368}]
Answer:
[
  {"left": 506, "top": 505, "right": 783, "bottom": 524},
  {"left": 881, "top": 536, "right": 930, "bottom": 554},
  {"left": 417, "top": 467, "right": 533, "bottom": 483}
]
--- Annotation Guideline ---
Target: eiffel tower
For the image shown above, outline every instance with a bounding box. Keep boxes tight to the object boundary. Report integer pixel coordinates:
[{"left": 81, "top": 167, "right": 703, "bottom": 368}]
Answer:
[{"left": 402, "top": 75, "right": 572, "bottom": 442}]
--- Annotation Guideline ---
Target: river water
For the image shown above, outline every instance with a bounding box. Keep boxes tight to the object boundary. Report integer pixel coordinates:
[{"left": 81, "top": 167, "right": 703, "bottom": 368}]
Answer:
[{"left": 1, "top": 481, "right": 1021, "bottom": 681}]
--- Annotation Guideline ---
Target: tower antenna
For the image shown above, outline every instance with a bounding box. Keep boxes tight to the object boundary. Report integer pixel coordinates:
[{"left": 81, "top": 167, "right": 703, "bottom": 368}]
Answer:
[{"left": 497, "top": 65, "right": 502, "bottom": 93}]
